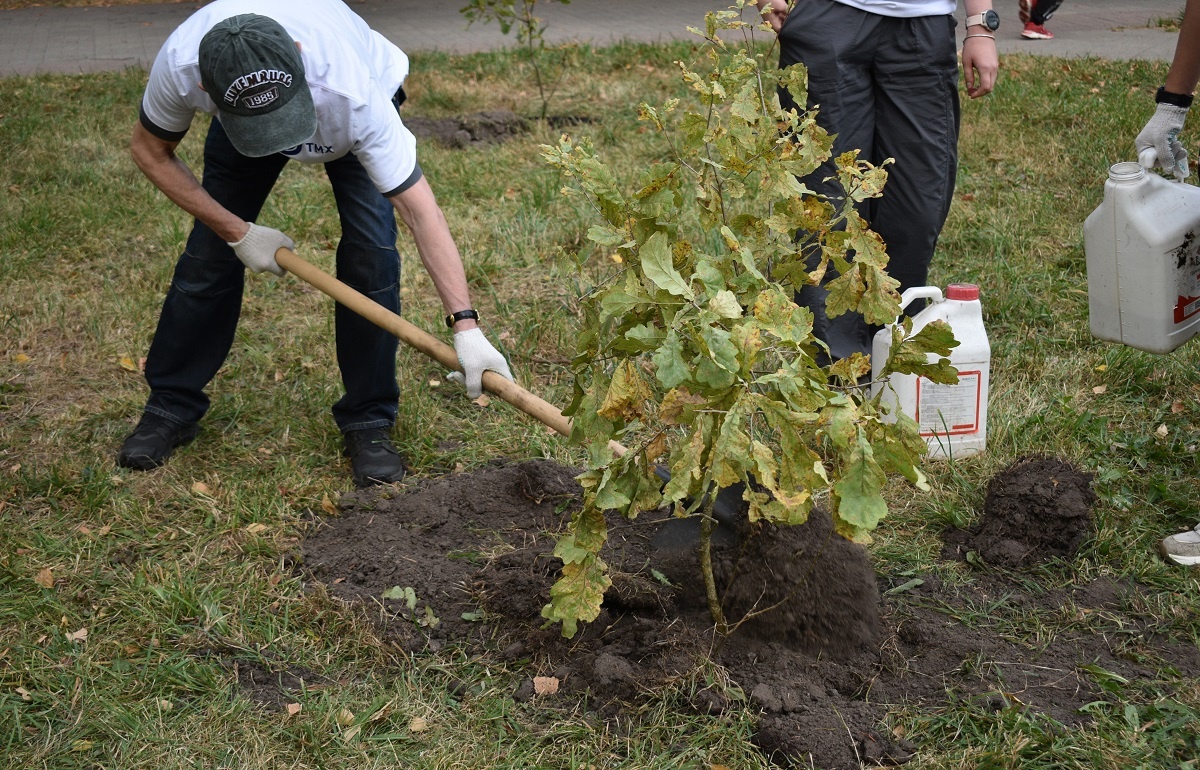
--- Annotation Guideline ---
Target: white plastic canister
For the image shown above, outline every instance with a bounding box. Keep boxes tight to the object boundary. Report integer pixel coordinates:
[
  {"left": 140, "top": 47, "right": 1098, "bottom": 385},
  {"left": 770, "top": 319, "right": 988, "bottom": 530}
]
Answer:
[
  {"left": 1083, "top": 160, "right": 1200, "bottom": 354},
  {"left": 870, "top": 284, "right": 991, "bottom": 459}
]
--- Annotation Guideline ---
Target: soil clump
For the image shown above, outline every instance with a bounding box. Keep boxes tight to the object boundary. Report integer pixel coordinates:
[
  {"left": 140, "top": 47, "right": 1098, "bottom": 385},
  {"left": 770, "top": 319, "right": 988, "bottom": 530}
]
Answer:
[
  {"left": 298, "top": 457, "right": 1198, "bottom": 769},
  {"left": 942, "top": 455, "right": 1095, "bottom": 567}
]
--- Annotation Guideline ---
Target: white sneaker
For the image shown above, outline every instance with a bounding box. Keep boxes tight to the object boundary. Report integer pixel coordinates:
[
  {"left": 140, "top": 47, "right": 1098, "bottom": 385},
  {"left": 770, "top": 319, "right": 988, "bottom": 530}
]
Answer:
[{"left": 1160, "top": 523, "right": 1200, "bottom": 566}]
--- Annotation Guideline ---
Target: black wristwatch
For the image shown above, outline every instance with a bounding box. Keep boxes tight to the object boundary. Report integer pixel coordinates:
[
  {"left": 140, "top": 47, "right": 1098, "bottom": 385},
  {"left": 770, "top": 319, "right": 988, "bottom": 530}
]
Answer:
[
  {"left": 1156, "top": 86, "right": 1195, "bottom": 109},
  {"left": 964, "top": 9, "right": 1000, "bottom": 31},
  {"left": 445, "top": 308, "right": 480, "bottom": 328}
]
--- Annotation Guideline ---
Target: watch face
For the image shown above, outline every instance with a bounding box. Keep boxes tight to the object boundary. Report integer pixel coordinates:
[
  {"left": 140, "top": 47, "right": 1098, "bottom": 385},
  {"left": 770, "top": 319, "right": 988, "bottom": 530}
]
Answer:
[{"left": 984, "top": 9, "right": 1000, "bottom": 30}]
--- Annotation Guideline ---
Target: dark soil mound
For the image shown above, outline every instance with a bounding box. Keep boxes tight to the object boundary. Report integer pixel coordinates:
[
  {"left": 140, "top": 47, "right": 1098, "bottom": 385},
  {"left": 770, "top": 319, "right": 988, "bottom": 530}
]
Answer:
[
  {"left": 297, "top": 458, "right": 1197, "bottom": 769},
  {"left": 942, "top": 455, "right": 1096, "bottom": 567},
  {"left": 405, "top": 110, "right": 529, "bottom": 148}
]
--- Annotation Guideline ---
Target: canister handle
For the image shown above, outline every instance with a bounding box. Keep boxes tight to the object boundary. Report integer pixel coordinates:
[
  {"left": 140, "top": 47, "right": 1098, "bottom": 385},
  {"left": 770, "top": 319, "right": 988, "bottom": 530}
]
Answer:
[{"left": 898, "top": 286, "right": 943, "bottom": 314}]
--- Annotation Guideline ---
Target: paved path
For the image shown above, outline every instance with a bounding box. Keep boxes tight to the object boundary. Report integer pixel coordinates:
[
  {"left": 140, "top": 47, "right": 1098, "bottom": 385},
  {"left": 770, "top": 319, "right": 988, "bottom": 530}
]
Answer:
[{"left": 0, "top": 0, "right": 1186, "bottom": 78}]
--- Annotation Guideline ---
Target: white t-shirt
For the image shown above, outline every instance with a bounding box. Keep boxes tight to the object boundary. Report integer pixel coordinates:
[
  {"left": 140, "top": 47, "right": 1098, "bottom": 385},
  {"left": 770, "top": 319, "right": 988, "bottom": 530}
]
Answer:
[
  {"left": 832, "top": 0, "right": 957, "bottom": 18},
  {"left": 140, "top": 0, "right": 420, "bottom": 196}
]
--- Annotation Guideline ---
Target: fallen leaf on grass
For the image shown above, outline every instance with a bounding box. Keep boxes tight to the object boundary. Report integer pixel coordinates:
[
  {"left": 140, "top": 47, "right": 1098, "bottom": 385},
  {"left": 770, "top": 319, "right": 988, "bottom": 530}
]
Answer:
[
  {"left": 1171, "top": 400, "right": 1185, "bottom": 414},
  {"left": 286, "top": 702, "right": 302, "bottom": 717},
  {"left": 1092, "top": 385, "right": 1107, "bottom": 394},
  {"left": 472, "top": 394, "right": 491, "bottom": 407},
  {"left": 118, "top": 357, "right": 139, "bottom": 372},
  {"left": 533, "top": 676, "right": 560, "bottom": 695},
  {"left": 409, "top": 716, "right": 429, "bottom": 732},
  {"left": 321, "top": 495, "right": 337, "bottom": 516},
  {"left": 65, "top": 628, "right": 88, "bottom": 643},
  {"left": 16, "top": 687, "right": 31, "bottom": 701},
  {"left": 1156, "top": 424, "right": 1169, "bottom": 438},
  {"left": 33, "top": 569, "right": 54, "bottom": 589},
  {"left": 335, "top": 708, "right": 356, "bottom": 727},
  {"left": 245, "top": 523, "right": 268, "bottom": 535},
  {"left": 191, "top": 481, "right": 213, "bottom": 496},
  {"left": 14, "top": 353, "right": 30, "bottom": 364}
]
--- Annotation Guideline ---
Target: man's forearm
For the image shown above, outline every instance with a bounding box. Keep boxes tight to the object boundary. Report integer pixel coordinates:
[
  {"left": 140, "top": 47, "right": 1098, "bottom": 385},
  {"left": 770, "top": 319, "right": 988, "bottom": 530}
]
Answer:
[
  {"left": 1166, "top": 0, "right": 1200, "bottom": 96},
  {"left": 131, "top": 123, "right": 248, "bottom": 243}
]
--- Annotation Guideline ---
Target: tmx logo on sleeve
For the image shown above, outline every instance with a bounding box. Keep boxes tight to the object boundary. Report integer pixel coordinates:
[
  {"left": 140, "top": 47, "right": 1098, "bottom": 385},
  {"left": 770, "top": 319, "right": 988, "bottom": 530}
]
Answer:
[{"left": 223, "top": 69, "right": 293, "bottom": 110}]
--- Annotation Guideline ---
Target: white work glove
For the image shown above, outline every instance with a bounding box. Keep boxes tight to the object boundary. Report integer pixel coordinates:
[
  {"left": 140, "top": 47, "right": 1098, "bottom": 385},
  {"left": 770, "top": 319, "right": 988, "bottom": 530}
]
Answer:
[
  {"left": 448, "top": 328, "right": 514, "bottom": 399},
  {"left": 1137, "top": 103, "right": 1190, "bottom": 181},
  {"left": 226, "top": 223, "right": 292, "bottom": 277}
]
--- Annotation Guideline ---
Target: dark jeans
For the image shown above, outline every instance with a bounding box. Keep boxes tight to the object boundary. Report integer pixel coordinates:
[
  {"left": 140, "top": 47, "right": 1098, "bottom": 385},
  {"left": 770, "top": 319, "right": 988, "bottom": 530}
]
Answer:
[
  {"left": 778, "top": 0, "right": 961, "bottom": 362},
  {"left": 142, "top": 117, "right": 401, "bottom": 433}
]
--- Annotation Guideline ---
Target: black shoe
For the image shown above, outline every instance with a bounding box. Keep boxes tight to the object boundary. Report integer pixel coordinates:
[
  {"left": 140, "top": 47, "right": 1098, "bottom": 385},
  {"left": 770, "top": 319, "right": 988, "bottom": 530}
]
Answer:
[
  {"left": 117, "top": 413, "right": 199, "bottom": 470},
  {"left": 343, "top": 427, "right": 407, "bottom": 487}
]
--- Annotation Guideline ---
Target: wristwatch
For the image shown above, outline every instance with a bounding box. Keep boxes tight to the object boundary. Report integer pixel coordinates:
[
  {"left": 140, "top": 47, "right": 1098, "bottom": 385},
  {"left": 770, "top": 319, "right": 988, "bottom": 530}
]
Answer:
[
  {"left": 445, "top": 308, "right": 480, "bottom": 328},
  {"left": 964, "top": 9, "right": 1000, "bottom": 31}
]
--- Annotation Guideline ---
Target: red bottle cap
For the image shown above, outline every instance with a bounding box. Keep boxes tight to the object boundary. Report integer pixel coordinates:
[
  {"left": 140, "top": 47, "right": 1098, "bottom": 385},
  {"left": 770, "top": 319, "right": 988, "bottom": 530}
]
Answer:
[{"left": 946, "top": 283, "right": 980, "bottom": 301}]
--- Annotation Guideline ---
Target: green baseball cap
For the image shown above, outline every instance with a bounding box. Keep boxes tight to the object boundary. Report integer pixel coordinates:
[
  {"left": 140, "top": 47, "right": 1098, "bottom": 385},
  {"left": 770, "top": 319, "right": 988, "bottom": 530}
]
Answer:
[{"left": 198, "top": 14, "right": 316, "bottom": 158}]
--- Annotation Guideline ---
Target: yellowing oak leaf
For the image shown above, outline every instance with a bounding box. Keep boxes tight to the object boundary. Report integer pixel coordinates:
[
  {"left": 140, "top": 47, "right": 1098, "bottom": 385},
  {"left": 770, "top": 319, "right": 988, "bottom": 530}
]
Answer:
[{"left": 597, "top": 359, "right": 652, "bottom": 422}]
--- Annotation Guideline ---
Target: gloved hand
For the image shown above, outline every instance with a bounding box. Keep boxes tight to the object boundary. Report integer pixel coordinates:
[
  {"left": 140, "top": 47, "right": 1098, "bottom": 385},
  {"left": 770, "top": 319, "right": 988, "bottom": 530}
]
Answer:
[
  {"left": 448, "top": 328, "right": 514, "bottom": 399},
  {"left": 226, "top": 223, "right": 292, "bottom": 276},
  {"left": 1136, "top": 102, "right": 1191, "bottom": 181}
]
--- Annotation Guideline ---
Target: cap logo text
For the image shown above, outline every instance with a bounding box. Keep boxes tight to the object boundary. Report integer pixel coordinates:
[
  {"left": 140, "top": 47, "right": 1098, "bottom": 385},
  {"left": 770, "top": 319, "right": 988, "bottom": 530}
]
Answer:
[{"left": 223, "top": 69, "right": 293, "bottom": 108}]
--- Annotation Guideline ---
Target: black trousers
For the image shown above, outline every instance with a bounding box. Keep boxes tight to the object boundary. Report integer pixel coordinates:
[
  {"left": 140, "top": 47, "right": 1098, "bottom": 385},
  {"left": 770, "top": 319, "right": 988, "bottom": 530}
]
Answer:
[{"left": 778, "top": 0, "right": 961, "bottom": 362}]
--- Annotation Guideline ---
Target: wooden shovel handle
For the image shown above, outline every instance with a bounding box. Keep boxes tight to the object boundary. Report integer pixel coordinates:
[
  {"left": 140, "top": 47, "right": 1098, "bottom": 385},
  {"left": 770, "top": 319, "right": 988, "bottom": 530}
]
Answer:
[{"left": 274, "top": 247, "right": 626, "bottom": 456}]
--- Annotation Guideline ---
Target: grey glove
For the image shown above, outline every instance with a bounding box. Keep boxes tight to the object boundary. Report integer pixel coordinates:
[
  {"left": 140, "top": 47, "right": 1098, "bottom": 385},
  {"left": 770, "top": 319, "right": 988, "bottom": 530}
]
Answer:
[
  {"left": 448, "top": 328, "right": 514, "bottom": 399},
  {"left": 1136, "top": 102, "right": 1190, "bottom": 181},
  {"left": 226, "top": 223, "right": 292, "bottom": 277}
]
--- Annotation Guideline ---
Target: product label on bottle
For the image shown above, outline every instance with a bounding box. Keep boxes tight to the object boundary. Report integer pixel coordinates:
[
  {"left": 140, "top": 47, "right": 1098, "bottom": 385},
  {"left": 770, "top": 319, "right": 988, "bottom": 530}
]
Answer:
[
  {"left": 1172, "top": 230, "right": 1200, "bottom": 323},
  {"left": 915, "top": 371, "right": 981, "bottom": 436}
]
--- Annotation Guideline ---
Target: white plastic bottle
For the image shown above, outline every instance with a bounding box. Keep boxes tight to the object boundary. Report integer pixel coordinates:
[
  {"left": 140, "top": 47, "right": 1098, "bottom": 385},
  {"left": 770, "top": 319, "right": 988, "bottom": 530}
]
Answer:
[
  {"left": 870, "top": 284, "right": 990, "bottom": 459},
  {"left": 1083, "top": 160, "right": 1200, "bottom": 354}
]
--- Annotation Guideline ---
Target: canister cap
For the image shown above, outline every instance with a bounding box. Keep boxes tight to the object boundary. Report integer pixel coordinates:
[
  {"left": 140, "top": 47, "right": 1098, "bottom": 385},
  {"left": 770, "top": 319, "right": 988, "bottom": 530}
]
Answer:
[{"left": 946, "top": 283, "right": 980, "bottom": 301}]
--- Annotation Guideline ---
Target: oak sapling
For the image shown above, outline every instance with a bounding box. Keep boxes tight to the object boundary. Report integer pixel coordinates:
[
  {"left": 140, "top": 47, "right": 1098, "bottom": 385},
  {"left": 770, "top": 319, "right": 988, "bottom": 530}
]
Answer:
[
  {"left": 540, "top": 3, "right": 961, "bottom": 637},
  {"left": 460, "top": 0, "right": 572, "bottom": 121}
]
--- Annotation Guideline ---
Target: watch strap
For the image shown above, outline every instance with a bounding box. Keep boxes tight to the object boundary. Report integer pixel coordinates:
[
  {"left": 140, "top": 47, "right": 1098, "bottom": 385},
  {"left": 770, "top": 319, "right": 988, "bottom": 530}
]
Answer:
[
  {"left": 1156, "top": 87, "right": 1194, "bottom": 109},
  {"left": 965, "top": 10, "right": 998, "bottom": 30},
  {"left": 446, "top": 308, "right": 480, "bottom": 328}
]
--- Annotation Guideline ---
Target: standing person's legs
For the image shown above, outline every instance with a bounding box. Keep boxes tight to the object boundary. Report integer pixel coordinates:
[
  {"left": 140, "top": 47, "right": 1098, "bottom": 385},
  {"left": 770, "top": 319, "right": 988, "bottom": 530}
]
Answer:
[
  {"left": 1030, "top": 0, "right": 1063, "bottom": 26},
  {"left": 867, "top": 14, "right": 961, "bottom": 301},
  {"left": 778, "top": 0, "right": 883, "bottom": 363},
  {"left": 323, "top": 153, "right": 402, "bottom": 434}
]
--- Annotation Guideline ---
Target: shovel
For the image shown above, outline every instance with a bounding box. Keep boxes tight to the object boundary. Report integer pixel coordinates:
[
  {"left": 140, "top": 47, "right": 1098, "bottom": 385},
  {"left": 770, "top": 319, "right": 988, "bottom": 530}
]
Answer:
[{"left": 273, "top": 247, "right": 743, "bottom": 547}]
